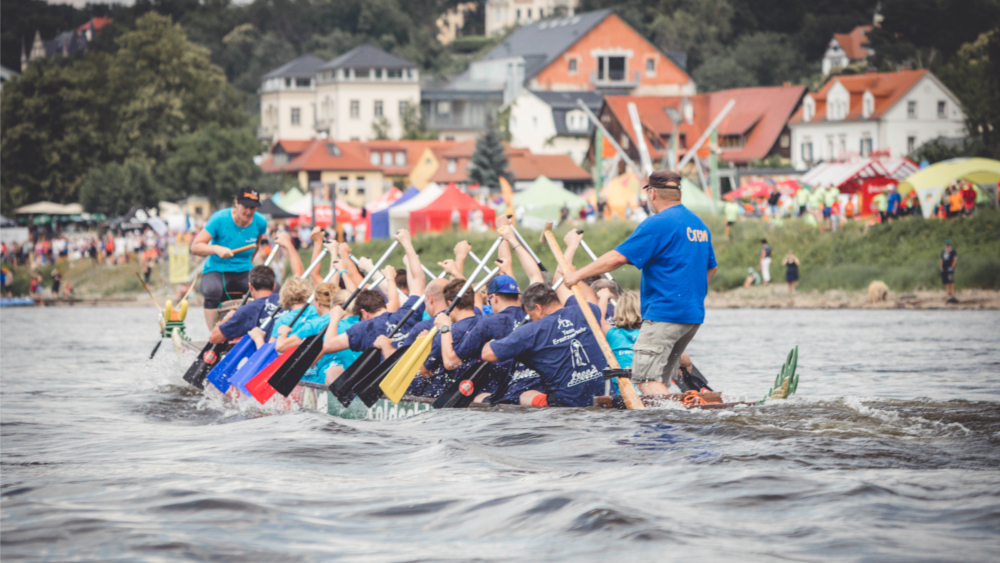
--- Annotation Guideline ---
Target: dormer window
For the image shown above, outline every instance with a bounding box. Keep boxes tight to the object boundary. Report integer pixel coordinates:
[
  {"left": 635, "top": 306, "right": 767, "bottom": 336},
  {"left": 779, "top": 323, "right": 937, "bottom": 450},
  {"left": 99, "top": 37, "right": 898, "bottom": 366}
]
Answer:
[
  {"left": 803, "top": 96, "right": 814, "bottom": 122},
  {"left": 566, "top": 110, "right": 587, "bottom": 132},
  {"left": 326, "top": 143, "right": 341, "bottom": 157},
  {"left": 862, "top": 90, "right": 874, "bottom": 119}
]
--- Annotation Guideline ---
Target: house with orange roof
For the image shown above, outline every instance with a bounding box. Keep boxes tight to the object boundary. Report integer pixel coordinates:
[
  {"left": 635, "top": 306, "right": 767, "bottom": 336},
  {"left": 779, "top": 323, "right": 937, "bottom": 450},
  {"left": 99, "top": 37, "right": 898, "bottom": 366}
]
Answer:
[
  {"left": 424, "top": 140, "right": 591, "bottom": 191},
  {"left": 259, "top": 139, "right": 385, "bottom": 207},
  {"left": 788, "top": 70, "right": 966, "bottom": 170},
  {"left": 423, "top": 9, "right": 694, "bottom": 141},
  {"left": 822, "top": 26, "right": 874, "bottom": 75},
  {"left": 588, "top": 84, "right": 806, "bottom": 171}
]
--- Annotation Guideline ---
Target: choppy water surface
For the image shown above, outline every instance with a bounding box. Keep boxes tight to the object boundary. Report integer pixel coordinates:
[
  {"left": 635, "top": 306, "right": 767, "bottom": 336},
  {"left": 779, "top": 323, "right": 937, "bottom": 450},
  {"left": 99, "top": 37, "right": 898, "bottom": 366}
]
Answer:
[{"left": 2, "top": 306, "right": 999, "bottom": 562}]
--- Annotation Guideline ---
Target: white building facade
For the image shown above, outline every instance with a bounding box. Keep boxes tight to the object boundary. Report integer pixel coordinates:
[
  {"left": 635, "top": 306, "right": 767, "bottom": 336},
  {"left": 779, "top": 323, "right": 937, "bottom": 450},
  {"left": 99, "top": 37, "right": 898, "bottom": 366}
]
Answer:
[
  {"left": 789, "top": 70, "right": 966, "bottom": 170},
  {"left": 259, "top": 46, "right": 420, "bottom": 144},
  {"left": 485, "top": 0, "right": 578, "bottom": 36},
  {"left": 508, "top": 90, "right": 602, "bottom": 164}
]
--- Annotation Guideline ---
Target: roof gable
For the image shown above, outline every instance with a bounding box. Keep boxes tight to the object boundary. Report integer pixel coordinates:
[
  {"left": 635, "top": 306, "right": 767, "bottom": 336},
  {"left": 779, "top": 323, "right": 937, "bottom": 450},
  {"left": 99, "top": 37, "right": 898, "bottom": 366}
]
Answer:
[
  {"left": 789, "top": 69, "right": 928, "bottom": 123},
  {"left": 261, "top": 138, "right": 380, "bottom": 173},
  {"left": 318, "top": 44, "right": 416, "bottom": 71},
  {"left": 833, "top": 26, "right": 873, "bottom": 61},
  {"left": 480, "top": 9, "right": 613, "bottom": 80},
  {"left": 262, "top": 54, "right": 326, "bottom": 80}
]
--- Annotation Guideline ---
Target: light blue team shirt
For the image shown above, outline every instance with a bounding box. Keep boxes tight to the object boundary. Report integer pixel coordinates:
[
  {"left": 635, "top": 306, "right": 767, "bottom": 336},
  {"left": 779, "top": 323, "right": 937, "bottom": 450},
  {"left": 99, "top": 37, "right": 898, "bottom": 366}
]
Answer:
[
  {"left": 606, "top": 327, "right": 639, "bottom": 368},
  {"left": 328, "top": 316, "right": 362, "bottom": 370},
  {"left": 615, "top": 205, "right": 718, "bottom": 324},
  {"left": 270, "top": 305, "right": 319, "bottom": 338},
  {"left": 202, "top": 208, "right": 268, "bottom": 274}
]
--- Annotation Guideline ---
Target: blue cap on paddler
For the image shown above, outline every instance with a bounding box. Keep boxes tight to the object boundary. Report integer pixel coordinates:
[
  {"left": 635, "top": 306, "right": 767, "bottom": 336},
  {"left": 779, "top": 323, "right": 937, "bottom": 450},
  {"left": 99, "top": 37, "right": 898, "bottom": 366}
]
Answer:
[
  {"left": 237, "top": 186, "right": 261, "bottom": 208},
  {"left": 488, "top": 274, "right": 520, "bottom": 296}
]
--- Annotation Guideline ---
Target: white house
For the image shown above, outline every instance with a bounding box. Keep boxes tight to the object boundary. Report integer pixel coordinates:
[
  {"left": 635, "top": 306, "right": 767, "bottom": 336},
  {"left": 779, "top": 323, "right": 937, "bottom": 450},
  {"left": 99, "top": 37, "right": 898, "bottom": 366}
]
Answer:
[
  {"left": 259, "top": 54, "right": 325, "bottom": 143},
  {"left": 485, "top": 0, "right": 578, "bottom": 36},
  {"left": 788, "top": 70, "right": 966, "bottom": 170},
  {"left": 508, "top": 90, "right": 605, "bottom": 164},
  {"left": 259, "top": 46, "right": 421, "bottom": 144},
  {"left": 821, "top": 25, "right": 873, "bottom": 75}
]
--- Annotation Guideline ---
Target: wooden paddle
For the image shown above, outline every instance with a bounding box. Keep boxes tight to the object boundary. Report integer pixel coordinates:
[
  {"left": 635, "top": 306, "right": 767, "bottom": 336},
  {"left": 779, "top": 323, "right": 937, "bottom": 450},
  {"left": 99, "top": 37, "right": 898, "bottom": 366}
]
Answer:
[
  {"left": 540, "top": 224, "right": 644, "bottom": 410},
  {"left": 265, "top": 240, "right": 401, "bottom": 397},
  {"left": 379, "top": 237, "right": 503, "bottom": 404}
]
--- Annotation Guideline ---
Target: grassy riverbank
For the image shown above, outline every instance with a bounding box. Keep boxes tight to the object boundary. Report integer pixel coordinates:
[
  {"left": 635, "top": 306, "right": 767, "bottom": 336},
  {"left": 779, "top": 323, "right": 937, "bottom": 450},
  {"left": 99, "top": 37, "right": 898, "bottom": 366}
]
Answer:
[
  {"left": 339, "top": 208, "right": 1000, "bottom": 294},
  {"left": 8, "top": 208, "right": 997, "bottom": 300}
]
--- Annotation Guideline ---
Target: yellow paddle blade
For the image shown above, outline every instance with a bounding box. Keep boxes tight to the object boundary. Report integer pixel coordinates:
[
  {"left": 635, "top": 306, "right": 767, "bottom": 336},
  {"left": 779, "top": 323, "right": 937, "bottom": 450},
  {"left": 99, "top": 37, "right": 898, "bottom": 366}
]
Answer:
[{"left": 380, "top": 329, "right": 437, "bottom": 404}]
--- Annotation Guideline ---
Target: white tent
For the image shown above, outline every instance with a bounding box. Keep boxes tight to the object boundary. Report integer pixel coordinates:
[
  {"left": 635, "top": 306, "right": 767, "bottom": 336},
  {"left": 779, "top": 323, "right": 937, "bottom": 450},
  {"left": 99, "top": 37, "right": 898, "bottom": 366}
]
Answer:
[
  {"left": 14, "top": 201, "right": 84, "bottom": 215},
  {"left": 388, "top": 183, "right": 444, "bottom": 234}
]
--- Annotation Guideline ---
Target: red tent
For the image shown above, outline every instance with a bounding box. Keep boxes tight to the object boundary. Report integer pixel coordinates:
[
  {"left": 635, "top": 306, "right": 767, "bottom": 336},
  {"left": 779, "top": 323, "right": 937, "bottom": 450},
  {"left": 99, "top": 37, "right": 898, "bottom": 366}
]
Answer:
[{"left": 409, "top": 184, "right": 496, "bottom": 234}]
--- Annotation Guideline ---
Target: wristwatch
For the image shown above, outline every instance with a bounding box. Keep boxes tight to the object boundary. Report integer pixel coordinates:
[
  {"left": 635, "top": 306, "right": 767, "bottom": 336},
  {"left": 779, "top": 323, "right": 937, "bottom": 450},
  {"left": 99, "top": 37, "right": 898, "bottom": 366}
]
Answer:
[{"left": 439, "top": 325, "right": 451, "bottom": 334}]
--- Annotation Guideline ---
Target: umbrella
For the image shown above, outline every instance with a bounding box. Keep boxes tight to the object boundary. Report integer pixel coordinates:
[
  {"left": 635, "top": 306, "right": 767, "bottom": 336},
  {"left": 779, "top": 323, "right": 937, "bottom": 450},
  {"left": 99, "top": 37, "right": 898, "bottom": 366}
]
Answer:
[
  {"left": 898, "top": 158, "right": 1000, "bottom": 218},
  {"left": 724, "top": 181, "right": 773, "bottom": 201}
]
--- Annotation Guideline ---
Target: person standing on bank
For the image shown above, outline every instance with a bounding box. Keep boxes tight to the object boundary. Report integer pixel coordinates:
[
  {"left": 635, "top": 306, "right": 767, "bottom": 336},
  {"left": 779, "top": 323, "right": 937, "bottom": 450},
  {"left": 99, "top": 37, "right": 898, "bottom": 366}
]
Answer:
[
  {"left": 191, "top": 187, "right": 269, "bottom": 329},
  {"left": 782, "top": 250, "right": 800, "bottom": 293},
  {"left": 760, "top": 239, "right": 772, "bottom": 285},
  {"left": 940, "top": 240, "right": 957, "bottom": 298},
  {"left": 561, "top": 170, "right": 718, "bottom": 395}
]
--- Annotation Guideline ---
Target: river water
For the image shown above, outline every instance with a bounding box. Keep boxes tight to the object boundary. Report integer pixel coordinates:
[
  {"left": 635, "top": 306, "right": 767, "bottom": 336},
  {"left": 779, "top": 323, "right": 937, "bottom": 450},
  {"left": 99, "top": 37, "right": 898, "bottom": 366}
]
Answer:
[{"left": 2, "top": 306, "right": 998, "bottom": 562}]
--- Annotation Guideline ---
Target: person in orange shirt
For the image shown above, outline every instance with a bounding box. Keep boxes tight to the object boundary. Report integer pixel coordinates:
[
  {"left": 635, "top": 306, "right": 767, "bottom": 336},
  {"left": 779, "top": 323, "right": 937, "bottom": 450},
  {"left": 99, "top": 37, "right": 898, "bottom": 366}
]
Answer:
[
  {"left": 844, "top": 198, "right": 855, "bottom": 220},
  {"left": 948, "top": 187, "right": 964, "bottom": 219}
]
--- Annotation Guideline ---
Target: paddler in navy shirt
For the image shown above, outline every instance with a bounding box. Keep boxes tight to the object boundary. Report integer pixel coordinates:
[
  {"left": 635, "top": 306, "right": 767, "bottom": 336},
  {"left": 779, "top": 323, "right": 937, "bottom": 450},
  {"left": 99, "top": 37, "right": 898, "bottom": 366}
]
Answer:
[
  {"left": 409, "top": 278, "right": 480, "bottom": 398},
  {"left": 562, "top": 170, "right": 718, "bottom": 395}
]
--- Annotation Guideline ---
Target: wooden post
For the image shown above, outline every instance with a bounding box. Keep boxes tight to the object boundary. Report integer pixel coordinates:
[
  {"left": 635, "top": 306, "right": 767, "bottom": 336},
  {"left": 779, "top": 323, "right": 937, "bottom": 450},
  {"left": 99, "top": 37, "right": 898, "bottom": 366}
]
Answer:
[{"left": 540, "top": 228, "right": 645, "bottom": 410}]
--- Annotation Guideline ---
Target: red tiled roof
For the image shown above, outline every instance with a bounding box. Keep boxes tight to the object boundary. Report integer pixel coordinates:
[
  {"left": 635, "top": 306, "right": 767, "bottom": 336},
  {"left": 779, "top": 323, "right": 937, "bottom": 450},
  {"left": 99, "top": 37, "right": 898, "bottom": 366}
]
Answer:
[
  {"left": 789, "top": 69, "right": 928, "bottom": 124},
  {"left": 271, "top": 140, "right": 311, "bottom": 156},
  {"left": 508, "top": 153, "right": 590, "bottom": 181},
  {"left": 77, "top": 17, "right": 112, "bottom": 34},
  {"left": 833, "top": 26, "right": 873, "bottom": 61},
  {"left": 604, "top": 84, "right": 806, "bottom": 164},
  {"left": 260, "top": 138, "right": 379, "bottom": 173}
]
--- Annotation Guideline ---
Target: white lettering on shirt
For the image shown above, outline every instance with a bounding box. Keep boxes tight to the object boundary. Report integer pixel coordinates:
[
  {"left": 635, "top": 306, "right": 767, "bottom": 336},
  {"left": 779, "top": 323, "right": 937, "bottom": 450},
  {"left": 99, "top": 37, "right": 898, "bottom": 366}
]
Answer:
[
  {"left": 567, "top": 366, "right": 601, "bottom": 387},
  {"left": 553, "top": 327, "right": 587, "bottom": 345}
]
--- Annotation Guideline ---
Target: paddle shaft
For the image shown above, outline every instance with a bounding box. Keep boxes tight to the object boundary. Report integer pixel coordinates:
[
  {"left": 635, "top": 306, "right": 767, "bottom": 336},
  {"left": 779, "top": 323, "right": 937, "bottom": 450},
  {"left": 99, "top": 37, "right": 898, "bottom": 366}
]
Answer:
[
  {"left": 136, "top": 273, "right": 163, "bottom": 313},
  {"left": 575, "top": 233, "right": 617, "bottom": 308},
  {"left": 541, "top": 230, "right": 644, "bottom": 410},
  {"left": 509, "top": 226, "right": 547, "bottom": 272}
]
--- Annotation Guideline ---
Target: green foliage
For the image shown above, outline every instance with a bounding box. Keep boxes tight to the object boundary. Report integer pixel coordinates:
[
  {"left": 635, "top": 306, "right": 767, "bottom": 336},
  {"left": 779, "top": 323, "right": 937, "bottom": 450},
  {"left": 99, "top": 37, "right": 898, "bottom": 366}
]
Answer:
[
  {"left": 158, "top": 122, "right": 263, "bottom": 205},
  {"left": 933, "top": 30, "right": 1000, "bottom": 160},
  {"left": 0, "top": 0, "right": 102, "bottom": 70},
  {"left": 79, "top": 159, "right": 160, "bottom": 217},
  {"left": 1, "top": 12, "right": 253, "bottom": 212},
  {"left": 400, "top": 103, "right": 439, "bottom": 140},
  {"left": 468, "top": 127, "right": 512, "bottom": 188},
  {"left": 910, "top": 137, "right": 991, "bottom": 164},
  {"left": 372, "top": 117, "right": 392, "bottom": 140}
]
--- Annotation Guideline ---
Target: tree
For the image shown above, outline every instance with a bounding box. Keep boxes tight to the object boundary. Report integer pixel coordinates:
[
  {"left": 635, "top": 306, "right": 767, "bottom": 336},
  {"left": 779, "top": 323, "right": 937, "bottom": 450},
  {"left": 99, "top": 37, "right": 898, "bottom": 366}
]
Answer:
[
  {"left": 79, "top": 160, "right": 161, "bottom": 217},
  {"left": 372, "top": 117, "right": 392, "bottom": 140},
  {"left": 158, "top": 123, "right": 263, "bottom": 205},
  {"left": 400, "top": 103, "right": 438, "bottom": 140},
  {"left": 693, "top": 55, "right": 757, "bottom": 92},
  {"left": 935, "top": 30, "right": 1000, "bottom": 160},
  {"left": 468, "top": 127, "right": 511, "bottom": 189}
]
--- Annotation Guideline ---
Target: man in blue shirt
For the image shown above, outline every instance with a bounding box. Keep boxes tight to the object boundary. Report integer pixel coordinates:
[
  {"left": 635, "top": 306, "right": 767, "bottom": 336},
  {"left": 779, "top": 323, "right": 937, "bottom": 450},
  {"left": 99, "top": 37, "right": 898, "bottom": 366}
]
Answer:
[
  {"left": 208, "top": 266, "right": 280, "bottom": 344},
  {"left": 191, "top": 187, "right": 269, "bottom": 329},
  {"left": 410, "top": 278, "right": 480, "bottom": 397},
  {"left": 562, "top": 170, "right": 718, "bottom": 395}
]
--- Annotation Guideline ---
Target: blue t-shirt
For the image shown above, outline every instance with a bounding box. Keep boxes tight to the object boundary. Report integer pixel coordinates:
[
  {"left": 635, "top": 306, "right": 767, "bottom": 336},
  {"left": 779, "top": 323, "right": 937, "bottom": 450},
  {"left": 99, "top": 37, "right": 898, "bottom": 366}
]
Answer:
[
  {"left": 345, "top": 295, "right": 424, "bottom": 351},
  {"left": 453, "top": 305, "right": 525, "bottom": 394},
  {"left": 202, "top": 209, "right": 268, "bottom": 274},
  {"left": 488, "top": 296, "right": 606, "bottom": 407},
  {"left": 218, "top": 293, "right": 281, "bottom": 340},
  {"left": 398, "top": 318, "right": 434, "bottom": 348},
  {"left": 329, "top": 316, "right": 362, "bottom": 369},
  {"left": 887, "top": 192, "right": 901, "bottom": 213},
  {"left": 606, "top": 327, "right": 639, "bottom": 368},
  {"left": 615, "top": 205, "right": 718, "bottom": 324},
  {"left": 409, "top": 314, "right": 480, "bottom": 398},
  {"left": 291, "top": 312, "right": 331, "bottom": 384},
  {"left": 270, "top": 305, "right": 318, "bottom": 338}
]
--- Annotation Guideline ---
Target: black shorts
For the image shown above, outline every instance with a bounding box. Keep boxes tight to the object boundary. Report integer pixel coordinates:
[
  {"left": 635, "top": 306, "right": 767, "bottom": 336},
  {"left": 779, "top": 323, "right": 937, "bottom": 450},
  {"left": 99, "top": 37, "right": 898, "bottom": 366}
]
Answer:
[
  {"left": 726, "top": 221, "right": 735, "bottom": 227},
  {"left": 201, "top": 270, "right": 249, "bottom": 309},
  {"left": 941, "top": 270, "right": 954, "bottom": 285}
]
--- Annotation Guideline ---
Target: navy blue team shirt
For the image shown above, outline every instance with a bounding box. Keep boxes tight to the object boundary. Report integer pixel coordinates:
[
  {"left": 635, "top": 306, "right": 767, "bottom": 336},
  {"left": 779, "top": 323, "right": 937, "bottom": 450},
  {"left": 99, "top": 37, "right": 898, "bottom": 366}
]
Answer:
[
  {"left": 408, "top": 314, "right": 480, "bottom": 398},
  {"left": 345, "top": 295, "right": 425, "bottom": 351},
  {"left": 488, "top": 296, "right": 606, "bottom": 407},
  {"left": 218, "top": 293, "right": 281, "bottom": 340},
  {"left": 615, "top": 204, "right": 717, "bottom": 324}
]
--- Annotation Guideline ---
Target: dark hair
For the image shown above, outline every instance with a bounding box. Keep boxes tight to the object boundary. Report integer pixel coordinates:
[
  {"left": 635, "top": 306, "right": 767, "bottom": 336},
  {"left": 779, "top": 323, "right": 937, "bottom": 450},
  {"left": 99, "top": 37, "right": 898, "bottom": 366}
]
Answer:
[
  {"left": 761, "top": 239, "right": 768, "bottom": 244},
  {"left": 248, "top": 265, "right": 276, "bottom": 291},
  {"left": 520, "top": 282, "right": 559, "bottom": 313},
  {"left": 443, "top": 278, "right": 475, "bottom": 311},
  {"left": 395, "top": 268, "right": 408, "bottom": 292},
  {"left": 353, "top": 289, "right": 387, "bottom": 316}
]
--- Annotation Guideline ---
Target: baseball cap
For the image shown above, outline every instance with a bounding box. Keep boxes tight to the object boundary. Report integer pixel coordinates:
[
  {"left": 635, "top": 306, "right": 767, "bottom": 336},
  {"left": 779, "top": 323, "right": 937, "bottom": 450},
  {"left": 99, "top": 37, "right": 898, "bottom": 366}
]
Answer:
[
  {"left": 487, "top": 274, "right": 520, "bottom": 296},
  {"left": 944, "top": 240, "right": 951, "bottom": 245},
  {"left": 237, "top": 187, "right": 261, "bottom": 208},
  {"left": 643, "top": 170, "right": 682, "bottom": 190}
]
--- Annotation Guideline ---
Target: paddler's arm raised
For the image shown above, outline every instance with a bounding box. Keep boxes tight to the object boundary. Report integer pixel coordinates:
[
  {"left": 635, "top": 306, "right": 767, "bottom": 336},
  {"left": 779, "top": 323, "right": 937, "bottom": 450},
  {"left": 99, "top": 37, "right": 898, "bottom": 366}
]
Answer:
[
  {"left": 277, "top": 232, "right": 304, "bottom": 277},
  {"left": 396, "top": 229, "right": 425, "bottom": 297},
  {"left": 499, "top": 226, "right": 543, "bottom": 285},
  {"left": 307, "top": 227, "right": 325, "bottom": 286},
  {"left": 382, "top": 265, "right": 399, "bottom": 312}
]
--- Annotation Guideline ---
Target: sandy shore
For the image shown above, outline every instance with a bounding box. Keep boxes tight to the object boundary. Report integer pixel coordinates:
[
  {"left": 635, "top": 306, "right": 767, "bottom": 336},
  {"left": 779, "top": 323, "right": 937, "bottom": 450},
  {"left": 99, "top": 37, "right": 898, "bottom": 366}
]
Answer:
[{"left": 706, "top": 286, "right": 1000, "bottom": 309}]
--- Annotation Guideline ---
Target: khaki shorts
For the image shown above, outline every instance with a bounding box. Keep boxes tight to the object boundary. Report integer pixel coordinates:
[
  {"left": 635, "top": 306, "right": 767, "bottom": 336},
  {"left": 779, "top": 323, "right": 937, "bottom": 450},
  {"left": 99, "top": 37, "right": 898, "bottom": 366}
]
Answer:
[{"left": 630, "top": 321, "right": 700, "bottom": 384}]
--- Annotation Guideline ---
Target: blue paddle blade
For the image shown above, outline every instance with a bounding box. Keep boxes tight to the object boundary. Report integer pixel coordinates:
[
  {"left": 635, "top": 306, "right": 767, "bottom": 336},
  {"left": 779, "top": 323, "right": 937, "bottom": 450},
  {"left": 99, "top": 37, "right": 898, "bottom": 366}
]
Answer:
[
  {"left": 231, "top": 342, "right": 278, "bottom": 396},
  {"left": 205, "top": 336, "right": 257, "bottom": 393}
]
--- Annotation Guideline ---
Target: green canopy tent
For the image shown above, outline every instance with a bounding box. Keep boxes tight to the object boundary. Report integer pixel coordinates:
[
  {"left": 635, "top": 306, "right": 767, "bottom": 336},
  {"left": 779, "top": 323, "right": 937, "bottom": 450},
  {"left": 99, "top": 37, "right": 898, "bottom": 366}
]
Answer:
[
  {"left": 680, "top": 178, "right": 720, "bottom": 216},
  {"left": 512, "top": 176, "right": 588, "bottom": 228}
]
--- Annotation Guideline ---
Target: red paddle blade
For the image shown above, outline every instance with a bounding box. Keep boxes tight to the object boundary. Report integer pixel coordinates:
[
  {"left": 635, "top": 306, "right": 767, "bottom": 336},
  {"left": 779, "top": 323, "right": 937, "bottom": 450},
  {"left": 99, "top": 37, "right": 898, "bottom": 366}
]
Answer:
[{"left": 247, "top": 346, "right": 297, "bottom": 404}]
